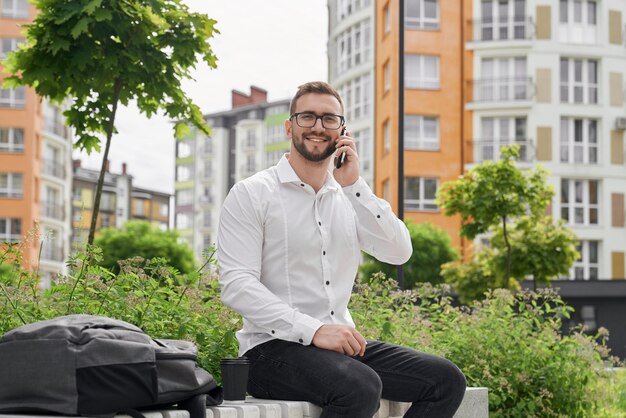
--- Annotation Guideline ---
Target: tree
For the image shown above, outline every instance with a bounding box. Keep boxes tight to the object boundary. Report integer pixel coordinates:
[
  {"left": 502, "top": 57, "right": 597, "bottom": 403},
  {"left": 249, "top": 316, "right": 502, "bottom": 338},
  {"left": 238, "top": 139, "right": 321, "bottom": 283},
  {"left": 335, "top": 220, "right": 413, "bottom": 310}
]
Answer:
[
  {"left": 436, "top": 145, "right": 554, "bottom": 288},
  {"left": 360, "top": 220, "right": 458, "bottom": 288},
  {"left": 94, "top": 221, "right": 196, "bottom": 274},
  {"left": 4, "top": 0, "right": 218, "bottom": 245}
]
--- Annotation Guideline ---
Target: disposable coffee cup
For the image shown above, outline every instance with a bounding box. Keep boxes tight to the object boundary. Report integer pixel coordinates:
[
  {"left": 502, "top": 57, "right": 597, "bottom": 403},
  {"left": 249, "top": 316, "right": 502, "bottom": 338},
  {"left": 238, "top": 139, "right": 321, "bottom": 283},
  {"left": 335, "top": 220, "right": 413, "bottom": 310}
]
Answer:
[{"left": 220, "top": 357, "right": 250, "bottom": 402}]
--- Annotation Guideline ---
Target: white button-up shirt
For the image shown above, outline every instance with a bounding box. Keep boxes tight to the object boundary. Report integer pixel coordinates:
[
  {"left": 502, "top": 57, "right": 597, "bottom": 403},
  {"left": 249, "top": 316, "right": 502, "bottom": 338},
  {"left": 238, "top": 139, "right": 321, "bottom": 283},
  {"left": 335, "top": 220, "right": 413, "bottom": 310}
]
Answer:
[{"left": 217, "top": 154, "right": 412, "bottom": 356}]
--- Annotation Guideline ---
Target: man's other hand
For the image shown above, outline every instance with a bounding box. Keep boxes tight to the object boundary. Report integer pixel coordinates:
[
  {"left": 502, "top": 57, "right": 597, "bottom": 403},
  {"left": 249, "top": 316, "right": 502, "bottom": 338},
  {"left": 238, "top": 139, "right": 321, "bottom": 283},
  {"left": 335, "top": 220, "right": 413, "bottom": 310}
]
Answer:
[{"left": 311, "top": 324, "right": 367, "bottom": 356}]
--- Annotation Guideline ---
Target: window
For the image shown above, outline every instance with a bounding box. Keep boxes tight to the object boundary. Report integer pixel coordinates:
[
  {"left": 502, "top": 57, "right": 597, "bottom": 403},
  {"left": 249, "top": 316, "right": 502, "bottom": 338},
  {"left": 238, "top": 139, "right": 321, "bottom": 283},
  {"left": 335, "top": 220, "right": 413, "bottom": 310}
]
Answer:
[
  {"left": 203, "top": 211, "right": 212, "bottom": 228},
  {"left": 569, "top": 240, "right": 599, "bottom": 279},
  {"left": 405, "top": 177, "right": 438, "bottom": 212},
  {"left": 177, "top": 141, "right": 191, "bottom": 158},
  {"left": 100, "top": 213, "right": 110, "bottom": 228},
  {"left": 175, "top": 212, "right": 191, "bottom": 229},
  {"left": 176, "top": 165, "right": 192, "bottom": 182},
  {"left": 245, "top": 129, "right": 256, "bottom": 149},
  {"left": 0, "top": 37, "right": 24, "bottom": 59},
  {"left": 203, "top": 137, "right": 213, "bottom": 153},
  {"left": 560, "top": 58, "right": 598, "bottom": 104},
  {"left": 0, "top": 218, "right": 21, "bottom": 242},
  {"left": 405, "top": 115, "right": 439, "bottom": 150},
  {"left": 0, "top": 127, "right": 24, "bottom": 153},
  {"left": 383, "top": 61, "right": 391, "bottom": 93},
  {"left": 383, "top": 119, "right": 391, "bottom": 153},
  {"left": 245, "top": 155, "right": 256, "bottom": 174},
  {"left": 559, "top": 0, "right": 597, "bottom": 44},
  {"left": 176, "top": 189, "right": 193, "bottom": 206},
  {"left": 560, "top": 118, "right": 598, "bottom": 164},
  {"left": 0, "top": 173, "right": 23, "bottom": 198},
  {"left": 134, "top": 199, "right": 145, "bottom": 216},
  {"left": 479, "top": 117, "right": 528, "bottom": 161},
  {"left": 337, "top": 0, "right": 371, "bottom": 22},
  {"left": 43, "top": 101, "right": 69, "bottom": 138},
  {"left": 479, "top": 57, "right": 528, "bottom": 102},
  {"left": 405, "top": 54, "right": 439, "bottom": 89},
  {"left": 160, "top": 203, "right": 169, "bottom": 217},
  {"left": 0, "top": 0, "right": 28, "bottom": 19},
  {"left": 341, "top": 74, "right": 371, "bottom": 121},
  {"left": 384, "top": 3, "right": 391, "bottom": 34},
  {"left": 0, "top": 87, "right": 26, "bottom": 108},
  {"left": 72, "top": 188, "right": 82, "bottom": 202},
  {"left": 336, "top": 19, "right": 372, "bottom": 76},
  {"left": 561, "top": 179, "right": 598, "bottom": 225},
  {"left": 353, "top": 129, "right": 371, "bottom": 171},
  {"left": 479, "top": 0, "right": 527, "bottom": 41},
  {"left": 405, "top": 0, "right": 439, "bottom": 30}
]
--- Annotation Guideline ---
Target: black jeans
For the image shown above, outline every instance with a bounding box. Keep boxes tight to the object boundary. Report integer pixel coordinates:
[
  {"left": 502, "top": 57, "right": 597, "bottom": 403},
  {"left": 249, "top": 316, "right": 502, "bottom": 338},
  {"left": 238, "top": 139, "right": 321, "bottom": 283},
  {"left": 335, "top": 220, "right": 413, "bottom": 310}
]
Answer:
[{"left": 244, "top": 339, "right": 466, "bottom": 418}]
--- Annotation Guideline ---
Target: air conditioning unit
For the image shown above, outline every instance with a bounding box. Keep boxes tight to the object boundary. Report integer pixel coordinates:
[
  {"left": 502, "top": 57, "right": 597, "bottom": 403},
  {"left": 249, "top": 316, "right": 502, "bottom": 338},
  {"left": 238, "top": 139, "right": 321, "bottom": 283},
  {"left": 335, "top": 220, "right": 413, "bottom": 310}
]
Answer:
[{"left": 616, "top": 117, "right": 626, "bottom": 130}]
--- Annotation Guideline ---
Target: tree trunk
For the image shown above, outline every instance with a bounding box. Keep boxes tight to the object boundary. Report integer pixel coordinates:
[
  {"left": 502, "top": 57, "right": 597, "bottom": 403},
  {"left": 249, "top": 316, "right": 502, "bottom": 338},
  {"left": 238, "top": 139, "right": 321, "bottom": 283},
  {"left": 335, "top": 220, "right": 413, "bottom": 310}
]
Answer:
[
  {"left": 502, "top": 215, "right": 512, "bottom": 289},
  {"left": 87, "top": 78, "right": 123, "bottom": 246}
]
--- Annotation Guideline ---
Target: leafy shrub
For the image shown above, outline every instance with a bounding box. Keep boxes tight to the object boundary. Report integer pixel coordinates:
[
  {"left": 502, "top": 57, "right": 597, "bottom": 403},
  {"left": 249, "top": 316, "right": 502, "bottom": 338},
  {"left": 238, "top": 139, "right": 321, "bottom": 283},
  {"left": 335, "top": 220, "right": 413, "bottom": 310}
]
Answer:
[
  {"left": 0, "top": 244, "right": 239, "bottom": 383},
  {"left": 350, "top": 273, "right": 622, "bottom": 417}
]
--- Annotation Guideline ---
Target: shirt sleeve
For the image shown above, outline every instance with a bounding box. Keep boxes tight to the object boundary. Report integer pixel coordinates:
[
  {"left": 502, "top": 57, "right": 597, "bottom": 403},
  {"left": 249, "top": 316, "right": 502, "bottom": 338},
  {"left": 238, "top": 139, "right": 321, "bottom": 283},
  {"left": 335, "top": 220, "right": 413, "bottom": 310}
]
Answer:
[
  {"left": 342, "top": 177, "right": 413, "bottom": 265},
  {"left": 217, "top": 181, "right": 324, "bottom": 346}
]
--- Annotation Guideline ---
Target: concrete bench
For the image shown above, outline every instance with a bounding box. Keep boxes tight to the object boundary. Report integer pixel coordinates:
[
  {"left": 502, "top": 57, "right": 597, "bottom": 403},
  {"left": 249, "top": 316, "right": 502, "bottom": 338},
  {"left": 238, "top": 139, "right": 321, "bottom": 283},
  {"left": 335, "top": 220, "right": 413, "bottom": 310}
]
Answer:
[{"left": 0, "top": 387, "right": 488, "bottom": 418}]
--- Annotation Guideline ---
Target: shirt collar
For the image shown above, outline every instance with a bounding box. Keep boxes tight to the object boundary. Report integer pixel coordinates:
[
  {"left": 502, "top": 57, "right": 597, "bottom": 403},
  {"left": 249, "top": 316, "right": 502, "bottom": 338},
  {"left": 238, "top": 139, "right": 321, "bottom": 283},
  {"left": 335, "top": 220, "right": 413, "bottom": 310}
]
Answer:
[{"left": 276, "top": 153, "right": 340, "bottom": 192}]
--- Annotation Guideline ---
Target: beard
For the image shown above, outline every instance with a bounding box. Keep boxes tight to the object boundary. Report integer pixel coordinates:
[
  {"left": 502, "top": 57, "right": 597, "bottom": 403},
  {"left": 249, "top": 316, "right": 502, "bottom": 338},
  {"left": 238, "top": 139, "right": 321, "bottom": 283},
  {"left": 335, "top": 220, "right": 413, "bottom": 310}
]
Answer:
[{"left": 292, "top": 130, "right": 336, "bottom": 163}]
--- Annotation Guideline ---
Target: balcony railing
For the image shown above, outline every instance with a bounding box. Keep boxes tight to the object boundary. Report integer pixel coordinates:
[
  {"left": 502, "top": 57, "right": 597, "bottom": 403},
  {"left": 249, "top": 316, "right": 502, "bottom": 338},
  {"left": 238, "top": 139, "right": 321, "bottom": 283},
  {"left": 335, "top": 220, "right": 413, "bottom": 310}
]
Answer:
[
  {"left": 468, "top": 17, "right": 534, "bottom": 42},
  {"left": 43, "top": 159, "right": 66, "bottom": 179},
  {"left": 468, "top": 77, "right": 534, "bottom": 103},
  {"left": 42, "top": 201, "right": 65, "bottom": 221},
  {"left": 472, "top": 139, "right": 534, "bottom": 163},
  {"left": 41, "top": 245, "right": 64, "bottom": 262}
]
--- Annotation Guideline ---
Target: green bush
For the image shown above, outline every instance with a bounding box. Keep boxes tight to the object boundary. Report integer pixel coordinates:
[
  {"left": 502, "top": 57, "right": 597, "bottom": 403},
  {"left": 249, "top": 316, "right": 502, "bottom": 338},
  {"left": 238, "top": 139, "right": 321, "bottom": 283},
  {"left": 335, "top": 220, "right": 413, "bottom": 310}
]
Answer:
[
  {"left": 360, "top": 220, "right": 458, "bottom": 287},
  {"left": 350, "top": 273, "right": 623, "bottom": 417},
  {"left": 1, "top": 244, "right": 623, "bottom": 416},
  {"left": 0, "top": 244, "right": 239, "bottom": 383}
]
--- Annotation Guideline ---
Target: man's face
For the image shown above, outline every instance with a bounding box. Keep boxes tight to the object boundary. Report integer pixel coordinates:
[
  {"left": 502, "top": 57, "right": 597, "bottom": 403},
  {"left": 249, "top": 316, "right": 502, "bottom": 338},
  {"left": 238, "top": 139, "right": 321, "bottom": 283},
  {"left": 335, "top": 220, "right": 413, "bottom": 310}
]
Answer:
[{"left": 286, "top": 93, "right": 343, "bottom": 163}]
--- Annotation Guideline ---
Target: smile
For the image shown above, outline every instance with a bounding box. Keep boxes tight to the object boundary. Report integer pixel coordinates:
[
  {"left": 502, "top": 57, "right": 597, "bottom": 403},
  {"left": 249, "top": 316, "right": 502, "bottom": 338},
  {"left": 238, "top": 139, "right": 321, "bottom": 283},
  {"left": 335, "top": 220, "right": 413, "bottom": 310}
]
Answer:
[{"left": 306, "top": 137, "right": 328, "bottom": 143}]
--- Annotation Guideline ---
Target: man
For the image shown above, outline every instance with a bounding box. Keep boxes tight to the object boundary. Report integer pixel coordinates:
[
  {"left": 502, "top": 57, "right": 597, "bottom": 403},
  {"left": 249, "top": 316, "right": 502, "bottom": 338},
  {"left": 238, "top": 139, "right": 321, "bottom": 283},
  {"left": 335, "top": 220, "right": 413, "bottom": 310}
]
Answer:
[{"left": 217, "top": 81, "right": 466, "bottom": 417}]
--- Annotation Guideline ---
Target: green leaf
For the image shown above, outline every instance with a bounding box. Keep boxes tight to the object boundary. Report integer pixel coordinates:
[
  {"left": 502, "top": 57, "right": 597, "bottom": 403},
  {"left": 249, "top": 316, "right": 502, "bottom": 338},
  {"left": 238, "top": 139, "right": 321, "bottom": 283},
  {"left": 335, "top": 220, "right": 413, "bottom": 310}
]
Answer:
[
  {"left": 174, "top": 122, "right": 190, "bottom": 139},
  {"left": 71, "top": 17, "right": 92, "bottom": 39}
]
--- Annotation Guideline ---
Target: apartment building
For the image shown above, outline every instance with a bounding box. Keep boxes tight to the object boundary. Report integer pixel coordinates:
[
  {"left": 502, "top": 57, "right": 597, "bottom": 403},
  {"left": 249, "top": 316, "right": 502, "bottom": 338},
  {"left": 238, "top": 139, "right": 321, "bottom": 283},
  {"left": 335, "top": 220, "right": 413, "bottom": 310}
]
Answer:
[
  {"left": 372, "top": 0, "right": 626, "bottom": 280},
  {"left": 174, "top": 87, "right": 291, "bottom": 260},
  {"left": 1, "top": 0, "right": 72, "bottom": 283},
  {"left": 72, "top": 161, "right": 171, "bottom": 249},
  {"left": 328, "top": 0, "right": 376, "bottom": 187}
]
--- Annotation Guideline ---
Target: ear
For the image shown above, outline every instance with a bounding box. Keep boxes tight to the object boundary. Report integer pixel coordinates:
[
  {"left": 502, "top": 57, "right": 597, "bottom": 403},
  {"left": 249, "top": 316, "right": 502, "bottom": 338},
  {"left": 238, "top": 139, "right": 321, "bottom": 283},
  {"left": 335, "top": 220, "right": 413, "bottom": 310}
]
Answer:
[{"left": 284, "top": 118, "right": 293, "bottom": 139}]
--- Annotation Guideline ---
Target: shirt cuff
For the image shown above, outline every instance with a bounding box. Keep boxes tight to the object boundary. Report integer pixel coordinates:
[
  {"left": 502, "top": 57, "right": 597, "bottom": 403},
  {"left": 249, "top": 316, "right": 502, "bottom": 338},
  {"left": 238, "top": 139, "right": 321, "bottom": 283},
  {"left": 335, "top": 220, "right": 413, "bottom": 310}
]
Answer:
[
  {"left": 292, "top": 314, "right": 325, "bottom": 346},
  {"left": 342, "top": 177, "right": 370, "bottom": 199}
]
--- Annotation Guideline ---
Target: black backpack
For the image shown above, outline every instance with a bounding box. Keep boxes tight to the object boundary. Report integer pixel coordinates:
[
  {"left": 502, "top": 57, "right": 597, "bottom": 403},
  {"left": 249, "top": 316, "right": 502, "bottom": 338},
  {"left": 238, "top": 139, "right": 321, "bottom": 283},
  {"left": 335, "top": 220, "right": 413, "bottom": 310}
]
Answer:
[{"left": 0, "top": 314, "right": 222, "bottom": 418}]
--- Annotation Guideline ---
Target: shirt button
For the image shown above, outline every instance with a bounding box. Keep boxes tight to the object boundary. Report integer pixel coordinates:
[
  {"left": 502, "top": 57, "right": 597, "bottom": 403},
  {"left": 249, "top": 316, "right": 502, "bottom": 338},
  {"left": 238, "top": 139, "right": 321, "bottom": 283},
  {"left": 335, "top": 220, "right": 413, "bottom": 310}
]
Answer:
[
  {"left": 323, "top": 251, "right": 326, "bottom": 255},
  {"left": 318, "top": 221, "right": 321, "bottom": 226},
  {"left": 326, "top": 281, "right": 330, "bottom": 285},
  {"left": 356, "top": 192, "right": 360, "bottom": 197},
  {"left": 271, "top": 330, "right": 275, "bottom": 334},
  {"left": 299, "top": 338, "right": 304, "bottom": 343},
  {"left": 300, "top": 183, "right": 305, "bottom": 187},
  {"left": 377, "top": 214, "right": 381, "bottom": 218},
  {"left": 330, "top": 311, "right": 334, "bottom": 315}
]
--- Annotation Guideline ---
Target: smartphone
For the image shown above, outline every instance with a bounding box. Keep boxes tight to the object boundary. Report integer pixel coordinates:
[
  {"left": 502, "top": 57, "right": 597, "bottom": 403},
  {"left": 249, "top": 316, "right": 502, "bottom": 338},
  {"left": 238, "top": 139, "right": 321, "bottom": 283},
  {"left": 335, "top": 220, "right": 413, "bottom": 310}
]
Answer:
[{"left": 336, "top": 126, "right": 347, "bottom": 169}]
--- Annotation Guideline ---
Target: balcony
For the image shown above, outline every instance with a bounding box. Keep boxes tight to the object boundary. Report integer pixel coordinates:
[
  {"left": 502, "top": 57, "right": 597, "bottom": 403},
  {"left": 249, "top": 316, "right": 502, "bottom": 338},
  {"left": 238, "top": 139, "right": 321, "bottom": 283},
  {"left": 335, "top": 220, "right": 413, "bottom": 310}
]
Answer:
[
  {"left": 42, "top": 201, "right": 65, "bottom": 221},
  {"left": 41, "top": 245, "right": 64, "bottom": 262},
  {"left": 467, "top": 17, "right": 534, "bottom": 43},
  {"left": 472, "top": 139, "right": 534, "bottom": 163},
  {"left": 467, "top": 77, "right": 534, "bottom": 104},
  {"left": 43, "top": 159, "right": 66, "bottom": 179}
]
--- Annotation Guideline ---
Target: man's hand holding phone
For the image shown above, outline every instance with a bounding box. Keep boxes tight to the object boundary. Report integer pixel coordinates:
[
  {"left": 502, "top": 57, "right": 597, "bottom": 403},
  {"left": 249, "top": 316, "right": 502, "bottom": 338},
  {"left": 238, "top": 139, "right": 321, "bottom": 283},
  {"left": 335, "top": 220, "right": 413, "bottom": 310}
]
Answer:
[{"left": 333, "top": 126, "right": 359, "bottom": 187}]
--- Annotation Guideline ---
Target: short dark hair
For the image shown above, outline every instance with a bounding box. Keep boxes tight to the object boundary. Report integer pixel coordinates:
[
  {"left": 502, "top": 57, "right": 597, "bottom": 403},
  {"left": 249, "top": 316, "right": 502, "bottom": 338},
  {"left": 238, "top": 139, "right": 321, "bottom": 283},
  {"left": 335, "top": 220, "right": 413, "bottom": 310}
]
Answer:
[{"left": 289, "top": 81, "right": 344, "bottom": 115}]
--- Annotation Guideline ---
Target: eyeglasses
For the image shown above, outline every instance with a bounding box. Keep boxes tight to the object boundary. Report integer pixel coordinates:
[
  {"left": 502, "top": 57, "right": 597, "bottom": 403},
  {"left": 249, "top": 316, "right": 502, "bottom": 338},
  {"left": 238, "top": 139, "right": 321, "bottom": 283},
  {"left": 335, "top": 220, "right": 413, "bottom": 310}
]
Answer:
[{"left": 290, "top": 112, "right": 345, "bottom": 130}]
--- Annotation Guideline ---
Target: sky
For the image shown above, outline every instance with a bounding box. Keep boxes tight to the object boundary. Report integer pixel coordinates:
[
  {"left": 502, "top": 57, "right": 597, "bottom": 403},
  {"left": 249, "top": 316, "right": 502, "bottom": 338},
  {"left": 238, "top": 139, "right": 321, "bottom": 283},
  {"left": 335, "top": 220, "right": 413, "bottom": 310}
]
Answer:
[{"left": 75, "top": 0, "right": 329, "bottom": 194}]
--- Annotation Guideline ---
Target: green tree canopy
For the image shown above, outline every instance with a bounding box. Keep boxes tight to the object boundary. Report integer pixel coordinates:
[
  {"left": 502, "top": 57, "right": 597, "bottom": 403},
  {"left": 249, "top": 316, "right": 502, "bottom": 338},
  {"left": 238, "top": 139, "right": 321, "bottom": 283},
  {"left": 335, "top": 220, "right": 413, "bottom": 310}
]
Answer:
[
  {"left": 94, "top": 221, "right": 196, "bottom": 274},
  {"left": 4, "top": 0, "right": 218, "bottom": 245},
  {"left": 360, "top": 220, "right": 458, "bottom": 288},
  {"left": 437, "top": 145, "right": 554, "bottom": 287}
]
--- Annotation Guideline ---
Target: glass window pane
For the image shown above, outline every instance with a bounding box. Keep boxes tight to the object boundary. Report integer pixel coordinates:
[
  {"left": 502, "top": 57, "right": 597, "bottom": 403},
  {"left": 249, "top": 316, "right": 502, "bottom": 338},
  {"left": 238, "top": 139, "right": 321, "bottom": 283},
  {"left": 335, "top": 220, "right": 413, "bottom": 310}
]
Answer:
[
  {"left": 587, "top": 1, "right": 596, "bottom": 24},
  {"left": 424, "top": 117, "right": 437, "bottom": 138},
  {"left": 589, "top": 267, "right": 598, "bottom": 280},
  {"left": 574, "top": 0, "right": 582, "bottom": 23},
  {"left": 559, "top": 0, "right": 568, "bottom": 23},
  {"left": 588, "top": 61, "right": 597, "bottom": 83},
  {"left": 424, "top": 0, "right": 437, "bottom": 19},
  {"left": 575, "top": 180, "right": 583, "bottom": 203},
  {"left": 588, "top": 120, "right": 597, "bottom": 143},
  {"left": 561, "top": 179, "right": 569, "bottom": 203},
  {"left": 406, "top": 0, "right": 420, "bottom": 19},
  {"left": 574, "top": 60, "right": 583, "bottom": 82},
  {"left": 589, "top": 180, "right": 597, "bottom": 204},
  {"left": 575, "top": 208, "right": 584, "bottom": 223},
  {"left": 589, "top": 241, "right": 598, "bottom": 262},
  {"left": 424, "top": 178, "right": 437, "bottom": 199},
  {"left": 574, "top": 120, "right": 583, "bottom": 142}
]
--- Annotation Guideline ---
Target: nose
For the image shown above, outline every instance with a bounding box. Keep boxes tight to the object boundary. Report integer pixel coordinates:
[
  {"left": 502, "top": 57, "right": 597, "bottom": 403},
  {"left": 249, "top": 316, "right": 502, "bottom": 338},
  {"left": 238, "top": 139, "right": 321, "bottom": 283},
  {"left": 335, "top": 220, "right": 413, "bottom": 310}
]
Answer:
[{"left": 312, "top": 116, "right": 325, "bottom": 129}]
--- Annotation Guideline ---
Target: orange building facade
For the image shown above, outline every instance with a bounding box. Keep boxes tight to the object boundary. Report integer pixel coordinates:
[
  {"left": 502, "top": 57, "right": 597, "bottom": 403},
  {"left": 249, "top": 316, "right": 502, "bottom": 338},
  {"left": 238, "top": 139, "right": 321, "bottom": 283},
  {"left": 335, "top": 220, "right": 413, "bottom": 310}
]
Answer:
[
  {"left": 375, "top": 0, "right": 473, "bottom": 253},
  {"left": 1, "top": 1, "right": 41, "bottom": 266}
]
